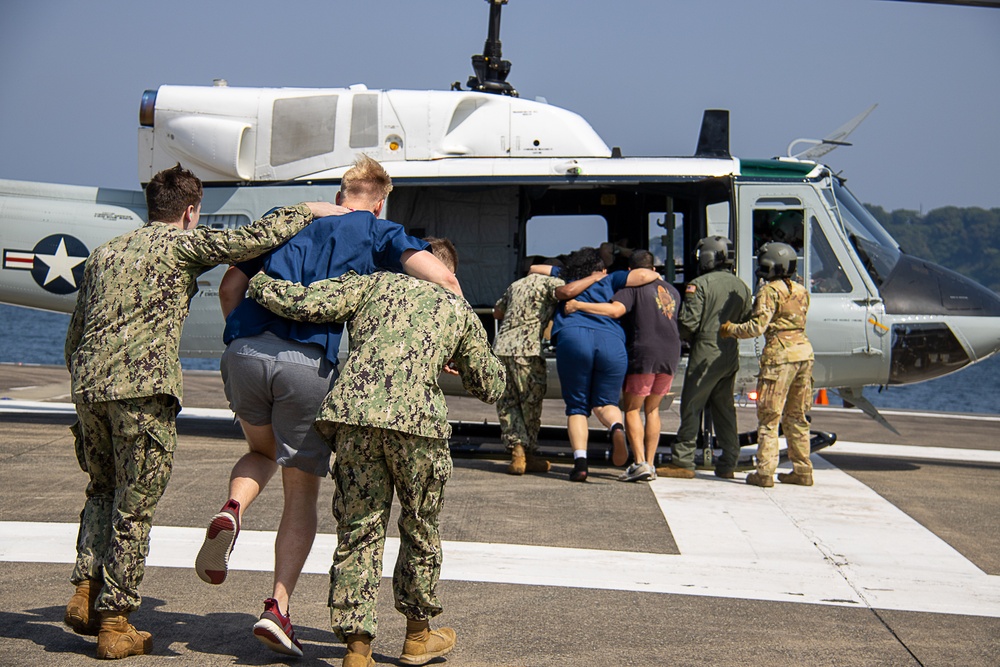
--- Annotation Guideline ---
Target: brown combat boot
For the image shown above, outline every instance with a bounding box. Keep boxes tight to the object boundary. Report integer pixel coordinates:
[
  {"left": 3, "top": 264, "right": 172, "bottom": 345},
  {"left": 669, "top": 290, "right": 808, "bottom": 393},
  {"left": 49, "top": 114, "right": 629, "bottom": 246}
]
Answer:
[
  {"left": 400, "top": 619, "right": 455, "bottom": 666},
  {"left": 524, "top": 450, "right": 551, "bottom": 473},
  {"left": 96, "top": 612, "right": 153, "bottom": 660},
  {"left": 507, "top": 444, "right": 527, "bottom": 475},
  {"left": 64, "top": 579, "right": 101, "bottom": 635},
  {"left": 655, "top": 463, "right": 696, "bottom": 479},
  {"left": 745, "top": 472, "right": 774, "bottom": 488},
  {"left": 778, "top": 471, "right": 814, "bottom": 486},
  {"left": 343, "top": 633, "right": 375, "bottom": 667}
]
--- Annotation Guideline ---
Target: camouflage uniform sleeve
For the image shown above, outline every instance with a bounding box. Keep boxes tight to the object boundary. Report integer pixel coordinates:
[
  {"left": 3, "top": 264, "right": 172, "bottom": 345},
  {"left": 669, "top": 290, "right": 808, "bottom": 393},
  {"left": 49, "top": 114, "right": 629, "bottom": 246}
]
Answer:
[
  {"left": 453, "top": 311, "right": 507, "bottom": 404},
  {"left": 174, "top": 204, "right": 314, "bottom": 268},
  {"left": 248, "top": 271, "right": 371, "bottom": 323},
  {"left": 677, "top": 282, "right": 704, "bottom": 341},
  {"left": 727, "top": 284, "right": 777, "bottom": 339},
  {"left": 64, "top": 278, "right": 87, "bottom": 370}
]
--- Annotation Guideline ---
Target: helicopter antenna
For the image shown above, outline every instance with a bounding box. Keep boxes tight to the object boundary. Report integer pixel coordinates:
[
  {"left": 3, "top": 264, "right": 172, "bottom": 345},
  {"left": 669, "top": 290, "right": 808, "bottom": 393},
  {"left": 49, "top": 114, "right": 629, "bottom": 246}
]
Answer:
[
  {"left": 786, "top": 103, "right": 878, "bottom": 159},
  {"left": 465, "top": 0, "right": 518, "bottom": 97}
]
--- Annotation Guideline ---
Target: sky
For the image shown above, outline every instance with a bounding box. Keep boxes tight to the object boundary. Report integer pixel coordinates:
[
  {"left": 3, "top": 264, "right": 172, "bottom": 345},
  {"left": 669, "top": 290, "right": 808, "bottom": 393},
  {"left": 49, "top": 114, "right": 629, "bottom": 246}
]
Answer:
[{"left": 1, "top": 0, "right": 998, "bottom": 213}]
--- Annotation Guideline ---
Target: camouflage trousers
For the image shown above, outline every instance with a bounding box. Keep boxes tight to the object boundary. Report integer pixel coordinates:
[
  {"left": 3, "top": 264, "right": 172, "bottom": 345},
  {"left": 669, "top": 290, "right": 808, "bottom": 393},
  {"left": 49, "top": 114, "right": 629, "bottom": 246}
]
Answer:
[
  {"left": 71, "top": 395, "right": 177, "bottom": 613},
  {"left": 495, "top": 355, "right": 547, "bottom": 453},
  {"left": 326, "top": 424, "right": 452, "bottom": 641},
  {"left": 755, "top": 359, "right": 814, "bottom": 477}
]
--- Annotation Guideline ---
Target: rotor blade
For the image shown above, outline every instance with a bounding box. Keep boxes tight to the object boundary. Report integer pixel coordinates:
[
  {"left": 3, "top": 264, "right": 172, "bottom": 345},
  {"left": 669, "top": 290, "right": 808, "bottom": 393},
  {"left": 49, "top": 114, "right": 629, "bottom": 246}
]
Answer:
[{"left": 797, "top": 103, "right": 878, "bottom": 159}]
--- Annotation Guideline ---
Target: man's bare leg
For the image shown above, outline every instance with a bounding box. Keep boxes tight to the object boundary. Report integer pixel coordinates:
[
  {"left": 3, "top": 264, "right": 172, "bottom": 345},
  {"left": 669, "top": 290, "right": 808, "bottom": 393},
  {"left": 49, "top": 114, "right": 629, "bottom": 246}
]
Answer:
[
  {"left": 228, "top": 420, "right": 280, "bottom": 519},
  {"left": 643, "top": 394, "right": 666, "bottom": 465},
  {"left": 271, "top": 464, "right": 321, "bottom": 615}
]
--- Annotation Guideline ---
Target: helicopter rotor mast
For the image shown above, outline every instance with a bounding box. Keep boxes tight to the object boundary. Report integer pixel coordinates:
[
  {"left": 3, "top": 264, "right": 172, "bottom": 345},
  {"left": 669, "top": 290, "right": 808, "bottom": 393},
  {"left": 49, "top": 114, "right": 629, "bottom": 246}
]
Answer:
[{"left": 466, "top": 0, "right": 518, "bottom": 97}]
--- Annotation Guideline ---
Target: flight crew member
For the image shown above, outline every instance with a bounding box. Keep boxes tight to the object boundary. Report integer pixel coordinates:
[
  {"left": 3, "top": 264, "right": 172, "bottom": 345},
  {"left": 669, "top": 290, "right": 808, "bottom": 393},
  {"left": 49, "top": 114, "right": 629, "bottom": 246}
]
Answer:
[
  {"left": 492, "top": 261, "right": 564, "bottom": 475},
  {"left": 62, "top": 163, "right": 340, "bottom": 659},
  {"left": 248, "top": 238, "right": 505, "bottom": 667},
  {"left": 721, "top": 242, "right": 815, "bottom": 487},
  {"left": 657, "top": 236, "right": 752, "bottom": 480},
  {"left": 196, "top": 155, "right": 458, "bottom": 657}
]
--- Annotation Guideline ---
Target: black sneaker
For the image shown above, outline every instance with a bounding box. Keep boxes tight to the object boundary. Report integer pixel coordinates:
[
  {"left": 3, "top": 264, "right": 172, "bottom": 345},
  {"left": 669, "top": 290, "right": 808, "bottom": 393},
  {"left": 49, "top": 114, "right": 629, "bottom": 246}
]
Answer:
[
  {"left": 253, "top": 598, "right": 304, "bottom": 657},
  {"left": 570, "top": 458, "right": 588, "bottom": 482}
]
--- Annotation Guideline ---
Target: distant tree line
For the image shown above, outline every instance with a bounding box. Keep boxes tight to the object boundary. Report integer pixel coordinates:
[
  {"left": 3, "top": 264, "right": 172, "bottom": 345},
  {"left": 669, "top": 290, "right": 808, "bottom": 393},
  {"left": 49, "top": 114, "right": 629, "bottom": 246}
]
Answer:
[{"left": 865, "top": 204, "right": 1000, "bottom": 294}]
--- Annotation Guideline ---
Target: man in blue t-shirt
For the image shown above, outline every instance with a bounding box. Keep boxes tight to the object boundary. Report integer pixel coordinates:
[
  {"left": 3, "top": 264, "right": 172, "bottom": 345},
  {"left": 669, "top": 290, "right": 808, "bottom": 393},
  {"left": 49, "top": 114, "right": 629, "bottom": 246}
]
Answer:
[{"left": 195, "top": 155, "right": 460, "bottom": 657}]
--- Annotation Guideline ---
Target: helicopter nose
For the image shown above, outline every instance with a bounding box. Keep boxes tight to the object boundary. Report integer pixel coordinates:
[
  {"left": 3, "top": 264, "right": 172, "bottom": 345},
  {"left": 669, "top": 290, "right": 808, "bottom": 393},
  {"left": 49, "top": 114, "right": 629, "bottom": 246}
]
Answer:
[{"left": 880, "top": 255, "right": 1000, "bottom": 384}]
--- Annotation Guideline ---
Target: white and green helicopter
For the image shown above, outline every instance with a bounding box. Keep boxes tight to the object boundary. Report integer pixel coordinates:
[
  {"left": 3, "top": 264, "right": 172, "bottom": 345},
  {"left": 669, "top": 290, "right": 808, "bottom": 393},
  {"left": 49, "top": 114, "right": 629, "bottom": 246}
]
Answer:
[{"left": 1, "top": 0, "right": 998, "bottom": 441}]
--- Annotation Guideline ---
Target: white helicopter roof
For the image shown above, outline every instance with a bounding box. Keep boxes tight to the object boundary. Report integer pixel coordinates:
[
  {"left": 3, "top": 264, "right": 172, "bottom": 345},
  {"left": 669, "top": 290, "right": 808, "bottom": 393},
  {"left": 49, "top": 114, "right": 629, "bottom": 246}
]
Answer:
[{"left": 140, "top": 83, "right": 742, "bottom": 185}]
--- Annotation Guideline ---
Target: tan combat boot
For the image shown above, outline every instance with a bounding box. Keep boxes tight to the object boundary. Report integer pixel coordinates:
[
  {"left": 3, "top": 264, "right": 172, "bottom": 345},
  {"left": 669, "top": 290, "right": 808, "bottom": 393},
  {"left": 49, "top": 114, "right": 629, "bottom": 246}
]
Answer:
[
  {"left": 400, "top": 619, "right": 455, "bottom": 666},
  {"left": 507, "top": 444, "right": 527, "bottom": 475},
  {"left": 655, "top": 463, "right": 696, "bottom": 479},
  {"left": 96, "top": 612, "right": 153, "bottom": 660},
  {"left": 344, "top": 633, "right": 376, "bottom": 667},
  {"left": 64, "top": 579, "right": 101, "bottom": 635},
  {"left": 745, "top": 472, "right": 774, "bottom": 488},
  {"left": 778, "top": 471, "right": 814, "bottom": 486},
  {"left": 524, "top": 450, "right": 551, "bottom": 473}
]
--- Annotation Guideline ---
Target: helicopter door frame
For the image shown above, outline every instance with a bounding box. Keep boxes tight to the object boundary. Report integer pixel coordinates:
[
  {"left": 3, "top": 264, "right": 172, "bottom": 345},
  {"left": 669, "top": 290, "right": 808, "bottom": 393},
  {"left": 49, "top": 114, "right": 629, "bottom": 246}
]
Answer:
[{"left": 735, "top": 182, "right": 890, "bottom": 389}]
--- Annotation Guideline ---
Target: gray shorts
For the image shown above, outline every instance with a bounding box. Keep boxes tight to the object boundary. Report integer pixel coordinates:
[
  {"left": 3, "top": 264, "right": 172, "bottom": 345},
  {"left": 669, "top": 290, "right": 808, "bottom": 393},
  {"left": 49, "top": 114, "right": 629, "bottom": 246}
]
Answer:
[{"left": 221, "top": 331, "right": 338, "bottom": 477}]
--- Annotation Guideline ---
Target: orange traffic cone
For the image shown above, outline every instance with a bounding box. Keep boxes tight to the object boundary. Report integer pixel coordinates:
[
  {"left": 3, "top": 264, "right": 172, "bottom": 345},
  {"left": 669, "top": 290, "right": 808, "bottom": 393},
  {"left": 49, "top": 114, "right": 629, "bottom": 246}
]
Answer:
[{"left": 815, "top": 389, "right": 829, "bottom": 405}]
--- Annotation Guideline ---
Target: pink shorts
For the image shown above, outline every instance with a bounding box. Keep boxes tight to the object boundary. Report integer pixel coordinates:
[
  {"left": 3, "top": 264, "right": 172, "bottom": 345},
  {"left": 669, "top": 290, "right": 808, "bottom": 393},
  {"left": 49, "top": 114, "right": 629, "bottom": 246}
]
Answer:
[{"left": 623, "top": 373, "right": 674, "bottom": 397}]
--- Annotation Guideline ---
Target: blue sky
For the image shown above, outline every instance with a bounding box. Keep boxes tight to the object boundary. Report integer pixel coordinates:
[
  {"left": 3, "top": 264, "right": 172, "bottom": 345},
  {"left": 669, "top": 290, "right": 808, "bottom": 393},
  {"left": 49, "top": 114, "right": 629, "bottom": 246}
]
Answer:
[{"left": 1, "top": 0, "right": 998, "bottom": 212}]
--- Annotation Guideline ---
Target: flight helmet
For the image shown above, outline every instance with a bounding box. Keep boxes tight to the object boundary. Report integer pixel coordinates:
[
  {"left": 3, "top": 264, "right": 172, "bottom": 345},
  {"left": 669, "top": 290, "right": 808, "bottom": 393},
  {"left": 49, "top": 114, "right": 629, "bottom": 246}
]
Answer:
[
  {"left": 756, "top": 242, "right": 797, "bottom": 280},
  {"left": 695, "top": 236, "right": 735, "bottom": 273}
]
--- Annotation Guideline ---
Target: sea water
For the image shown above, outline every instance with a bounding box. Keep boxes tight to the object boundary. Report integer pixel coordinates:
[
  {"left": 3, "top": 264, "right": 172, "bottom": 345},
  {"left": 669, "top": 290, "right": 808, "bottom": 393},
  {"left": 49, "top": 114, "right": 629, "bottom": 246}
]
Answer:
[{"left": 1, "top": 303, "right": 998, "bottom": 415}]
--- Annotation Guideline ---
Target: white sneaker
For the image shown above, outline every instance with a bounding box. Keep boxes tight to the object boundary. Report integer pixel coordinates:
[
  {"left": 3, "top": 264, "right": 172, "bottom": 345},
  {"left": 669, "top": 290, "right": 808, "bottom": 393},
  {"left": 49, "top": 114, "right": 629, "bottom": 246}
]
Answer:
[{"left": 618, "top": 462, "right": 654, "bottom": 482}]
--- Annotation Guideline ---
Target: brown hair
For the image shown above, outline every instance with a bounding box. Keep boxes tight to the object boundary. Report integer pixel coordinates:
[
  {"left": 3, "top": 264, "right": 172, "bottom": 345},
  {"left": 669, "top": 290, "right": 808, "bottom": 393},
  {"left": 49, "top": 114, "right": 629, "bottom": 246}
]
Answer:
[
  {"left": 145, "top": 163, "right": 203, "bottom": 223},
  {"left": 423, "top": 237, "right": 458, "bottom": 273},
  {"left": 340, "top": 154, "right": 393, "bottom": 207}
]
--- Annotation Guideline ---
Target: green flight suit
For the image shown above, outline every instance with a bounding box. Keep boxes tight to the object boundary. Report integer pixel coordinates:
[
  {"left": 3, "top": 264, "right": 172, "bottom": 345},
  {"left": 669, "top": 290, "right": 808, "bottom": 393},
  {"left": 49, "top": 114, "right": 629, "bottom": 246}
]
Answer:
[{"left": 673, "top": 269, "right": 752, "bottom": 473}]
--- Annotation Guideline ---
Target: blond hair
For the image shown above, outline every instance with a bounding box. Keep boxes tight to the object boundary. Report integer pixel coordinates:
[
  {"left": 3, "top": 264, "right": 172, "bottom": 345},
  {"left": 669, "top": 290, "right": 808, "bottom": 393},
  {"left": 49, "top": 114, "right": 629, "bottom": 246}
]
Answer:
[
  {"left": 423, "top": 237, "right": 458, "bottom": 274},
  {"left": 340, "top": 154, "right": 393, "bottom": 207}
]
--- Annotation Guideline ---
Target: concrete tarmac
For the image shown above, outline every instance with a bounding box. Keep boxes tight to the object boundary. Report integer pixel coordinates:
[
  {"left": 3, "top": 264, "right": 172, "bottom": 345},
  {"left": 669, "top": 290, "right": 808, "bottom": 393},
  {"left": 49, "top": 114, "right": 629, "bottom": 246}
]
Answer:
[{"left": 1, "top": 364, "right": 999, "bottom": 666}]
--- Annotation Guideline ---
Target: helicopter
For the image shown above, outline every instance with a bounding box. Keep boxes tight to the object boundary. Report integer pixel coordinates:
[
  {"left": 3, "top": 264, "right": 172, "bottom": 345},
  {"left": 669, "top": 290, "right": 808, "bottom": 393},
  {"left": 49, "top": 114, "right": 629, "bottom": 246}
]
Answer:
[{"left": 1, "top": 0, "right": 998, "bottom": 438}]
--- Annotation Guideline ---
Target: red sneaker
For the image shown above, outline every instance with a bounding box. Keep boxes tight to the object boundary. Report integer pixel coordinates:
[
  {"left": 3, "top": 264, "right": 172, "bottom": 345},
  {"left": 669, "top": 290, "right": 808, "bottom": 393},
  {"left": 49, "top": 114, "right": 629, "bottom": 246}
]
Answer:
[
  {"left": 195, "top": 499, "right": 240, "bottom": 585},
  {"left": 253, "top": 598, "right": 304, "bottom": 657}
]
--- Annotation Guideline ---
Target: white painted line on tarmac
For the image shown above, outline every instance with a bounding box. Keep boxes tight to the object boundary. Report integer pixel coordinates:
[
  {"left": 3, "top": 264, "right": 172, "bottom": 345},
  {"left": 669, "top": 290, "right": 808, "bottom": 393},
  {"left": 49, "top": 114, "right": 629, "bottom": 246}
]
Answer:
[
  {"left": 823, "top": 441, "right": 1000, "bottom": 464},
  {"left": 3, "top": 453, "right": 998, "bottom": 618}
]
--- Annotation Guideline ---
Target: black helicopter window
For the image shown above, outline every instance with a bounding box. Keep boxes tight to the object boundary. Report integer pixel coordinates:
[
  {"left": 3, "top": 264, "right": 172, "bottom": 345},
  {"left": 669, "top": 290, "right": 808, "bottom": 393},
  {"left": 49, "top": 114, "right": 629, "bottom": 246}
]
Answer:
[
  {"left": 271, "top": 95, "right": 338, "bottom": 166},
  {"left": 808, "top": 216, "right": 851, "bottom": 294}
]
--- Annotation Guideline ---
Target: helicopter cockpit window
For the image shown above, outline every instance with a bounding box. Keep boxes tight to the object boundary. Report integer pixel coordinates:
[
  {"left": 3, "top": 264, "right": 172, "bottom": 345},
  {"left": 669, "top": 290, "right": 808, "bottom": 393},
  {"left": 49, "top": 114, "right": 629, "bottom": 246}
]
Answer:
[
  {"left": 349, "top": 94, "right": 378, "bottom": 148},
  {"left": 808, "top": 216, "right": 851, "bottom": 294},
  {"left": 832, "top": 180, "right": 901, "bottom": 287},
  {"left": 753, "top": 205, "right": 804, "bottom": 283},
  {"left": 753, "top": 208, "right": 804, "bottom": 254},
  {"left": 271, "top": 95, "right": 338, "bottom": 167}
]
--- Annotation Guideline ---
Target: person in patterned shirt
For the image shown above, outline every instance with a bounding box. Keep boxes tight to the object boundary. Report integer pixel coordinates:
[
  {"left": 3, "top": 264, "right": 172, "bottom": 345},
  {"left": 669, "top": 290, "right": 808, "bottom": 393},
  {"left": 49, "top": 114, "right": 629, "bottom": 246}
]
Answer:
[
  {"left": 248, "top": 238, "right": 505, "bottom": 667},
  {"left": 721, "top": 242, "right": 814, "bottom": 488},
  {"left": 492, "top": 260, "right": 564, "bottom": 474},
  {"left": 63, "top": 163, "right": 339, "bottom": 659}
]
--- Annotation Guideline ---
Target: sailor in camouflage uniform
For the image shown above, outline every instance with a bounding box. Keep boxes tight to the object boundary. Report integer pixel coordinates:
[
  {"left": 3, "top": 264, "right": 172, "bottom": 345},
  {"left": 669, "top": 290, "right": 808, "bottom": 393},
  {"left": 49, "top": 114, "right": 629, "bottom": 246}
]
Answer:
[
  {"left": 249, "top": 238, "right": 505, "bottom": 667},
  {"left": 721, "top": 242, "right": 815, "bottom": 488},
  {"left": 492, "top": 265, "right": 564, "bottom": 474},
  {"left": 62, "top": 164, "right": 339, "bottom": 659}
]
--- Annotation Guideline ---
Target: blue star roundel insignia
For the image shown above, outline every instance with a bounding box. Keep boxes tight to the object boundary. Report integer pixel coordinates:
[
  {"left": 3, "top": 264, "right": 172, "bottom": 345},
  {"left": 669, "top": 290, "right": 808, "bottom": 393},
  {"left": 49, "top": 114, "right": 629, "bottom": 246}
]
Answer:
[{"left": 30, "top": 234, "right": 89, "bottom": 295}]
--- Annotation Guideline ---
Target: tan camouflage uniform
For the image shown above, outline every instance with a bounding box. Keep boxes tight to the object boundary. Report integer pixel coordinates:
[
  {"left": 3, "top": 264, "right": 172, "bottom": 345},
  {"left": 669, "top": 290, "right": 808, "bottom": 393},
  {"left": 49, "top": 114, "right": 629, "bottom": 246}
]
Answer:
[
  {"left": 64, "top": 204, "right": 316, "bottom": 612},
  {"left": 249, "top": 270, "right": 505, "bottom": 641},
  {"left": 493, "top": 273, "right": 564, "bottom": 453},
  {"left": 724, "top": 278, "right": 814, "bottom": 477}
]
